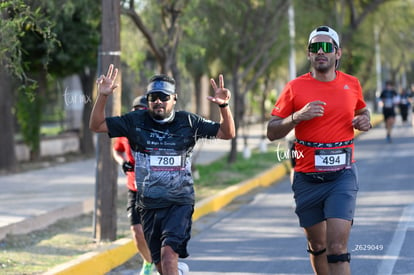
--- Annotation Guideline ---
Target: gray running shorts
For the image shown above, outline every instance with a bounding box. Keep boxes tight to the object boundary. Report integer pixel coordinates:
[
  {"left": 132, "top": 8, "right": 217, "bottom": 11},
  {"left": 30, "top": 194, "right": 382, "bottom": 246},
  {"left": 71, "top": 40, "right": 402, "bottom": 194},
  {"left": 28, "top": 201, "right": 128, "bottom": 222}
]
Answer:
[{"left": 292, "top": 164, "right": 359, "bottom": 228}]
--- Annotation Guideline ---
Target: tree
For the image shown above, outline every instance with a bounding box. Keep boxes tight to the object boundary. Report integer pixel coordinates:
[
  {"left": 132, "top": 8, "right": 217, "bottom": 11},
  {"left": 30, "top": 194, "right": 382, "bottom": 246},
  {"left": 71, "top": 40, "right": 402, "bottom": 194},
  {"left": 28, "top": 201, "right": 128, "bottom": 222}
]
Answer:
[
  {"left": 179, "top": 0, "right": 217, "bottom": 117},
  {"left": 0, "top": 68, "right": 16, "bottom": 173},
  {"left": 0, "top": 1, "right": 17, "bottom": 172},
  {"left": 121, "top": 0, "right": 190, "bottom": 97},
  {"left": 366, "top": 1, "right": 414, "bottom": 89},
  {"left": 193, "top": 0, "right": 291, "bottom": 163},
  {"left": 291, "top": 0, "right": 393, "bottom": 91},
  {"left": 335, "top": 0, "right": 391, "bottom": 76},
  {"left": 15, "top": 0, "right": 61, "bottom": 160},
  {"left": 0, "top": 0, "right": 56, "bottom": 171},
  {"left": 45, "top": 0, "right": 101, "bottom": 156}
]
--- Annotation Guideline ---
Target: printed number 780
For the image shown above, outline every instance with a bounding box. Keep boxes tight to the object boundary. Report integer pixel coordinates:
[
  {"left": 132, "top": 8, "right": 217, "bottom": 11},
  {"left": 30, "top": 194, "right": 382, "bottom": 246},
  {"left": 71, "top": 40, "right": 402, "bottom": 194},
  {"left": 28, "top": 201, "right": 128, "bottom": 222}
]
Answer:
[{"left": 157, "top": 157, "right": 175, "bottom": 166}]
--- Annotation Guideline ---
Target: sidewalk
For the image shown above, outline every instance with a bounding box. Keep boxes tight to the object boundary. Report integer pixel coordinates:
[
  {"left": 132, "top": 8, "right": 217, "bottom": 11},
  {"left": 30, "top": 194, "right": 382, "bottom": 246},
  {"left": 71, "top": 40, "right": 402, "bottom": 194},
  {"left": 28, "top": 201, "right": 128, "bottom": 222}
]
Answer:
[{"left": 0, "top": 123, "right": 269, "bottom": 240}]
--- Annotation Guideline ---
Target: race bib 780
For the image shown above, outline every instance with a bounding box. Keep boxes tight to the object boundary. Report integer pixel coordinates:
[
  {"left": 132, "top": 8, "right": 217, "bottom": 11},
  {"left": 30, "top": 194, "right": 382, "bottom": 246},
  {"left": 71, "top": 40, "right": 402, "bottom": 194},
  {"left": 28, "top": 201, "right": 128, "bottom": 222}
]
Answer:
[{"left": 149, "top": 150, "right": 185, "bottom": 171}]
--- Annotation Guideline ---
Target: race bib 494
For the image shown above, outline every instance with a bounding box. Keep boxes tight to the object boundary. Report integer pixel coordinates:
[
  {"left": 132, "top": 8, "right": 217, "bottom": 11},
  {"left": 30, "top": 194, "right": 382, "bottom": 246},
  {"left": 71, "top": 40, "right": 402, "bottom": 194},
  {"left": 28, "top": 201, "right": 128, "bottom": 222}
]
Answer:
[{"left": 314, "top": 148, "right": 352, "bottom": 171}]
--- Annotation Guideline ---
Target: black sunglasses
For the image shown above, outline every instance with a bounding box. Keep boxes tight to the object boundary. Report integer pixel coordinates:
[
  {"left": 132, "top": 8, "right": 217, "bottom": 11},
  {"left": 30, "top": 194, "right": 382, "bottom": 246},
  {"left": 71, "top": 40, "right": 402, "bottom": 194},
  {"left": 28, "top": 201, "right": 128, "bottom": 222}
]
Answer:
[
  {"left": 308, "top": 42, "right": 336, "bottom": 53},
  {"left": 147, "top": 92, "right": 171, "bottom": 102}
]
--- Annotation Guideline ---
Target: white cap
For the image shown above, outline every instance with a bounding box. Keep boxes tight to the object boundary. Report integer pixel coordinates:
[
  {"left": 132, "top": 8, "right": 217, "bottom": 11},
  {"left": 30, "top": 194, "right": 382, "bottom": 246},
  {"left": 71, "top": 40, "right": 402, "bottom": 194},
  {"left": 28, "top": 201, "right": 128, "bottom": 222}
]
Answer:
[{"left": 308, "top": 26, "right": 340, "bottom": 47}]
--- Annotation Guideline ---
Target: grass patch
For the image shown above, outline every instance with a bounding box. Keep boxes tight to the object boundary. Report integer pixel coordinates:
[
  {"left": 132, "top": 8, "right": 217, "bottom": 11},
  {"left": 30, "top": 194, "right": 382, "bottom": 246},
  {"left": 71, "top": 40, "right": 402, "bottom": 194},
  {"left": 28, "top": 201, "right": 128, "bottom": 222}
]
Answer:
[
  {"left": 194, "top": 143, "right": 282, "bottom": 200},
  {"left": 40, "top": 126, "right": 64, "bottom": 136}
]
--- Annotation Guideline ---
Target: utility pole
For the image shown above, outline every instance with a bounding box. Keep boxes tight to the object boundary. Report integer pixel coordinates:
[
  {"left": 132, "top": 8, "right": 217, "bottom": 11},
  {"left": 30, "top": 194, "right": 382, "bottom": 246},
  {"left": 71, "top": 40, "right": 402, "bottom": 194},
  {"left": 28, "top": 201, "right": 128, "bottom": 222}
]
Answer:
[
  {"left": 374, "top": 25, "right": 381, "bottom": 113},
  {"left": 288, "top": 0, "right": 296, "bottom": 81},
  {"left": 93, "top": 0, "right": 121, "bottom": 241}
]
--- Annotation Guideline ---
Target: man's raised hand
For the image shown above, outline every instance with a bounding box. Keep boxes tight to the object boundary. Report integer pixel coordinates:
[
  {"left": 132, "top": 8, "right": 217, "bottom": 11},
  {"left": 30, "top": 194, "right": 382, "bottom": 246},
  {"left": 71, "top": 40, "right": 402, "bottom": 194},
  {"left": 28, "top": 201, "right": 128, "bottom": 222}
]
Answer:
[
  {"left": 208, "top": 74, "right": 231, "bottom": 105},
  {"left": 96, "top": 64, "right": 119, "bottom": 96}
]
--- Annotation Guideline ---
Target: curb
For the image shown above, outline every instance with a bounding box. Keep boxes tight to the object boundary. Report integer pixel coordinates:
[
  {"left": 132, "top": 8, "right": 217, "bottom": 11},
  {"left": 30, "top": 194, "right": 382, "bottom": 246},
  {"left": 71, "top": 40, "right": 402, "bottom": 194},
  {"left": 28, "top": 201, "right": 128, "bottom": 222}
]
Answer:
[
  {"left": 0, "top": 185, "right": 128, "bottom": 241},
  {"left": 43, "top": 162, "right": 290, "bottom": 275},
  {"left": 0, "top": 198, "right": 95, "bottom": 241},
  {"left": 193, "top": 162, "right": 289, "bottom": 221}
]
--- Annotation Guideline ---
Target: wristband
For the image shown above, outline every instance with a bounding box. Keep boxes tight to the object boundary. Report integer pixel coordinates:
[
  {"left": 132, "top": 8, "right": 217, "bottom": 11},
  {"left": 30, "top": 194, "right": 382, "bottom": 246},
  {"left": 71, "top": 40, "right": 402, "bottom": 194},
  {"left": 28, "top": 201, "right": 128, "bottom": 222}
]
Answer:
[{"left": 219, "top": 103, "right": 229, "bottom": 108}]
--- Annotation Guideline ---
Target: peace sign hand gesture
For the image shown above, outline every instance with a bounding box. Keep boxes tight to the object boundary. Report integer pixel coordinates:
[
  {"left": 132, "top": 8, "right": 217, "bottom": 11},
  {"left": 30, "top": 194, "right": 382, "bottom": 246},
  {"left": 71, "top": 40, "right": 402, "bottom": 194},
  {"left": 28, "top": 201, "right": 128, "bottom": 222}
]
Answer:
[
  {"left": 96, "top": 64, "right": 119, "bottom": 96},
  {"left": 208, "top": 74, "right": 231, "bottom": 106}
]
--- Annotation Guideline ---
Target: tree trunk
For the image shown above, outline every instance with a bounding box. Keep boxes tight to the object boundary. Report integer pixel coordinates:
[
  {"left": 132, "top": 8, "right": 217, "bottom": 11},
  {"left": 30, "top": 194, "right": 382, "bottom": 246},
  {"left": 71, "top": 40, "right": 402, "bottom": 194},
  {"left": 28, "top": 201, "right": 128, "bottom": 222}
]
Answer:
[
  {"left": 30, "top": 70, "right": 48, "bottom": 161},
  {"left": 93, "top": 0, "right": 121, "bottom": 242},
  {"left": 193, "top": 74, "right": 202, "bottom": 114},
  {"left": 170, "top": 56, "right": 182, "bottom": 107},
  {"left": 79, "top": 68, "right": 96, "bottom": 156},
  {"left": 0, "top": 67, "right": 17, "bottom": 173}
]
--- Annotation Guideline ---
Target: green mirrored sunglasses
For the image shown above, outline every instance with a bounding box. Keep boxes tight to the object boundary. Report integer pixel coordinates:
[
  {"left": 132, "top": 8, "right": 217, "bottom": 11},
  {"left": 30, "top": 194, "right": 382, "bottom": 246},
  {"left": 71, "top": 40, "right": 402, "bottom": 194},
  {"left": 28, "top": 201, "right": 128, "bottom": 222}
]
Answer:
[{"left": 308, "top": 42, "right": 336, "bottom": 53}]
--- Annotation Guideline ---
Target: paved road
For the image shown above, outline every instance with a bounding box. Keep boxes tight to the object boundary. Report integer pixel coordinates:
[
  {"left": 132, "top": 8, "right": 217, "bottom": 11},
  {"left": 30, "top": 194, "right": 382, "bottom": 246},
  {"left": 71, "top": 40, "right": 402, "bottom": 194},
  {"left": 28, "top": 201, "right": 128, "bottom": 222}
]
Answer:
[{"left": 181, "top": 123, "right": 414, "bottom": 275}]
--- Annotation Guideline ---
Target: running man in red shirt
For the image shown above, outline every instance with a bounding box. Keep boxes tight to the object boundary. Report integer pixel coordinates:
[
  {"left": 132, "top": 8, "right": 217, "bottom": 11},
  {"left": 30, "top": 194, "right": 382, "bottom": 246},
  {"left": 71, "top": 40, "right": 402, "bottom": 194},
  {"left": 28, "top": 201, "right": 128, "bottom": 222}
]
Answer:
[
  {"left": 267, "top": 26, "right": 372, "bottom": 275},
  {"left": 112, "top": 96, "right": 154, "bottom": 275}
]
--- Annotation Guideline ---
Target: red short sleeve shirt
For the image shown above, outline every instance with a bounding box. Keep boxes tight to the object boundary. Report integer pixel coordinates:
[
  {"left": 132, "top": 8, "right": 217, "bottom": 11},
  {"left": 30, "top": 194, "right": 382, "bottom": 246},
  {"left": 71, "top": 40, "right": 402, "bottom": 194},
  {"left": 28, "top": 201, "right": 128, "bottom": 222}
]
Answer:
[
  {"left": 270, "top": 71, "right": 367, "bottom": 172},
  {"left": 113, "top": 137, "right": 136, "bottom": 191}
]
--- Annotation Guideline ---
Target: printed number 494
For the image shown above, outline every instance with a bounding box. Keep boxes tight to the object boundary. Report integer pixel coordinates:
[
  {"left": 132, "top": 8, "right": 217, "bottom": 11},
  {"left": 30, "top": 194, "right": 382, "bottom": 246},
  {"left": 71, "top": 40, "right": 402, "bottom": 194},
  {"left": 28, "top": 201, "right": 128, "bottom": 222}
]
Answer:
[{"left": 322, "top": 156, "right": 341, "bottom": 165}]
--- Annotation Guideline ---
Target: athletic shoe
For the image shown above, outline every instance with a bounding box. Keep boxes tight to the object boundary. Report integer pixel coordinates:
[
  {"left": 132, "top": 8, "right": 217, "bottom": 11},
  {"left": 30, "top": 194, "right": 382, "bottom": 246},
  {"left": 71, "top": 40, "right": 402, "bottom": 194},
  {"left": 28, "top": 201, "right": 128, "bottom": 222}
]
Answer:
[
  {"left": 178, "top": 262, "right": 189, "bottom": 275},
  {"left": 386, "top": 134, "right": 392, "bottom": 143},
  {"left": 139, "top": 261, "right": 154, "bottom": 275}
]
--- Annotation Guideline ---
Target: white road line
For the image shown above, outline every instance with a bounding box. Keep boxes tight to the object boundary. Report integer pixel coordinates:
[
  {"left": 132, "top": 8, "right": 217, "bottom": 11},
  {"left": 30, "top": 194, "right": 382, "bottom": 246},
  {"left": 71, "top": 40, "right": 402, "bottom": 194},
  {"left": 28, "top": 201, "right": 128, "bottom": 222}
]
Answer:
[{"left": 376, "top": 204, "right": 414, "bottom": 275}]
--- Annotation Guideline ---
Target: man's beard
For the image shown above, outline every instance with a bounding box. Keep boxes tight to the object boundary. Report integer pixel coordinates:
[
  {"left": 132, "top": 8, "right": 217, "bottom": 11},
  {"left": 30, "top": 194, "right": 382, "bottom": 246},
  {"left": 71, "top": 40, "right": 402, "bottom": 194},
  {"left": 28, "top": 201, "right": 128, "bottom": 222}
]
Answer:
[
  {"left": 315, "top": 64, "right": 330, "bottom": 73},
  {"left": 313, "top": 58, "right": 335, "bottom": 73},
  {"left": 149, "top": 106, "right": 175, "bottom": 123},
  {"left": 151, "top": 111, "right": 170, "bottom": 120},
  {"left": 150, "top": 104, "right": 169, "bottom": 120}
]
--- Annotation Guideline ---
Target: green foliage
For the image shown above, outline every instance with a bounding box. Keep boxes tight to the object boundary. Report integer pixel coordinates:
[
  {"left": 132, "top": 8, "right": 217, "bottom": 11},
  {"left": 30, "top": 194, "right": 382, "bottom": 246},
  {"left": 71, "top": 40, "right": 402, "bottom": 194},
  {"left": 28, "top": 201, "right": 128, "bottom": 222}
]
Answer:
[
  {"left": 1, "top": 0, "right": 412, "bottom": 161},
  {"left": 0, "top": 0, "right": 56, "bottom": 80},
  {"left": 40, "top": 125, "right": 63, "bottom": 136},
  {"left": 1, "top": 0, "right": 101, "bottom": 158},
  {"left": 44, "top": 0, "right": 101, "bottom": 75},
  {"left": 372, "top": 1, "right": 414, "bottom": 86},
  {"left": 0, "top": 0, "right": 58, "bottom": 158},
  {"left": 15, "top": 82, "right": 42, "bottom": 153},
  {"left": 120, "top": 17, "right": 147, "bottom": 73}
]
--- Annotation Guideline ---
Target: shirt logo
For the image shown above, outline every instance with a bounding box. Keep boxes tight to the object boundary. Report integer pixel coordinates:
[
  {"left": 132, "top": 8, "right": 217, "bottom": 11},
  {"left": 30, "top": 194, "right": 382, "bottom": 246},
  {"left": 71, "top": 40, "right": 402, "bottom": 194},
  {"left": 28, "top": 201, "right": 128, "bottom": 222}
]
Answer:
[
  {"left": 344, "top": 85, "right": 350, "bottom": 90},
  {"left": 150, "top": 129, "right": 172, "bottom": 142}
]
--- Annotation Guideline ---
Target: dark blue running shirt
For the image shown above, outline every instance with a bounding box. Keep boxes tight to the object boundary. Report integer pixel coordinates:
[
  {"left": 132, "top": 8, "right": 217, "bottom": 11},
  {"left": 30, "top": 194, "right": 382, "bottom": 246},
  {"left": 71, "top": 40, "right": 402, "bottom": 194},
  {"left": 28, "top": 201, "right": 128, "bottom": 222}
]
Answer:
[
  {"left": 106, "top": 110, "right": 220, "bottom": 209},
  {"left": 380, "top": 89, "right": 397, "bottom": 108}
]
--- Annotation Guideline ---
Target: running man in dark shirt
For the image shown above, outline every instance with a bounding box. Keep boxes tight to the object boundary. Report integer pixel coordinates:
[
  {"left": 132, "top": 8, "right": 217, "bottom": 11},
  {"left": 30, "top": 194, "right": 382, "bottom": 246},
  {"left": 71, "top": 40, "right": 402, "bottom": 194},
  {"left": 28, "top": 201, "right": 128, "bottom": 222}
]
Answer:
[
  {"left": 90, "top": 64, "right": 235, "bottom": 275},
  {"left": 380, "top": 80, "right": 398, "bottom": 142}
]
